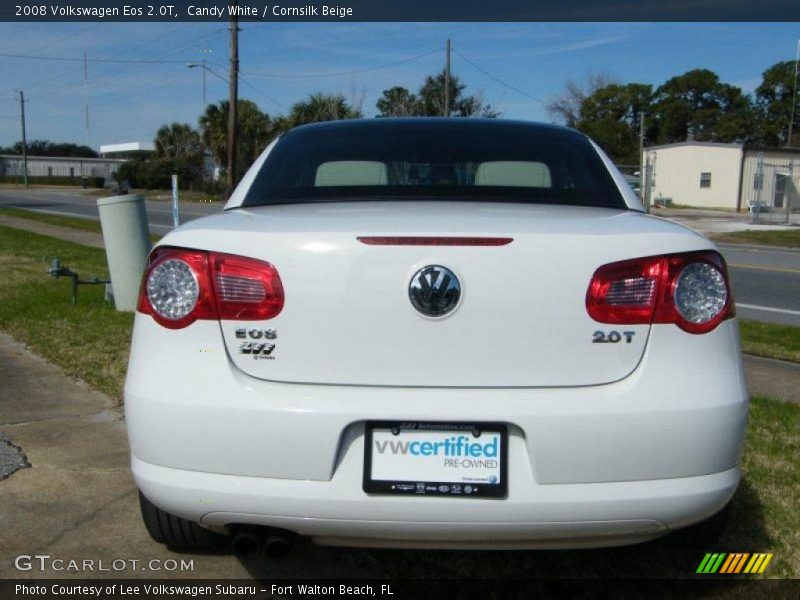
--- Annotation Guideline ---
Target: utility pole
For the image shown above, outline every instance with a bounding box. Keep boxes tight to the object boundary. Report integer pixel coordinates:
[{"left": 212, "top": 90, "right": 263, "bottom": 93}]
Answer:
[
  {"left": 201, "top": 59, "right": 207, "bottom": 107},
  {"left": 17, "top": 90, "right": 28, "bottom": 187},
  {"left": 200, "top": 58, "right": 207, "bottom": 191},
  {"left": 639, "top": 112, "right": 645, "bottom": 206},
  {"left": 83, "top": 51, "right": 90, "bottom": 148},
  {"left": 444, "top": 38, "right": 451, "bottom": 117},
  {"left": 787, "top": 38, "right": 799, "bottom": 147},
  {"left": 227, "top": 3, "right": 239, "bottom": 198}
]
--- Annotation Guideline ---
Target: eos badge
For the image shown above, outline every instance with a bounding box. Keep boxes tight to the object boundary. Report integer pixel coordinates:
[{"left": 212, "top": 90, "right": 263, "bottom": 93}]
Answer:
[{"left": 235, "top": 327, "right": 277, "bottom": 340}]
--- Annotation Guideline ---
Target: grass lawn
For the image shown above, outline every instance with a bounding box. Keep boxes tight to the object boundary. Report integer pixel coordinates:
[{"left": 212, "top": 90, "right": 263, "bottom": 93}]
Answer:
[
  {"left": 0, "top": 225, "right": 133, "bottom": 400},
  {"left": 712, "top": 228, "right": 800, "bottom": 248},
  {"left": 740, "top": 321, "right": 800, "bottom": 364},
  {"left": 0, "top": 225, "right": 798, "bottom": 579}
]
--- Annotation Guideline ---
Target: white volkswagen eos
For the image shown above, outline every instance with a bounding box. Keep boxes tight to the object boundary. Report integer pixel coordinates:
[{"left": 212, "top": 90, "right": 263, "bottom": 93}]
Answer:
[{"left": 126, "top": 119, "right": 747, "bottom": 557}]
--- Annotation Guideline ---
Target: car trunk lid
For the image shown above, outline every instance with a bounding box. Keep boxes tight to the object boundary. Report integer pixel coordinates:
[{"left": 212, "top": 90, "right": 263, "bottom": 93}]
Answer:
[{"left": 165, "top": 201, "right": 708, "bottom": 387}]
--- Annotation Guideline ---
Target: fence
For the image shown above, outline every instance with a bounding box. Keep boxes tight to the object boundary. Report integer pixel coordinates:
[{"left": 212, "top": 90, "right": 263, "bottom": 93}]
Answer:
[{"left": 748, "top": 153, "right": 800, "bottom": 225}]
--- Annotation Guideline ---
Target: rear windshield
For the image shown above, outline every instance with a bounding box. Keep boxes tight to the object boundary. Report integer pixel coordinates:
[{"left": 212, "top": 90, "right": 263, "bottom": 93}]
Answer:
[{"left": 240, "top": 122, "right": 626, "bottom": 209}]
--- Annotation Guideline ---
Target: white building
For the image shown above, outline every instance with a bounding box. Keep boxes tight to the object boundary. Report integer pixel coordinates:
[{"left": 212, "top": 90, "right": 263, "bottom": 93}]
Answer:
[
  {"left": 99, "top": 141, "right": 155, "bottom": 156},
  {"left": 643, "top": 142, "right": 800, "bottom": 212},
  {"left": 0, "top": 154, "right": 127, "bottom": 186}
]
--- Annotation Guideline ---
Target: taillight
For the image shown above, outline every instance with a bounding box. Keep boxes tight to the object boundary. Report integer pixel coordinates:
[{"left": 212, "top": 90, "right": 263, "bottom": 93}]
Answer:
[
  {"left": 210, "top": 252, "right": 284, "bottom": 320},
  {"left": 137, "top": 247, "right": 284, "bottom": 329},
  {"left": 586, "top": 251, "right": 734, "bottom": 334}
]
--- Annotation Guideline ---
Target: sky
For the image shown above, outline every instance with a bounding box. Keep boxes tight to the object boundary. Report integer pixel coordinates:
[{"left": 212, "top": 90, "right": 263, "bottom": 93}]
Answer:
[{"left": 0, "top": 22, "right": 798, "bottom": 149}]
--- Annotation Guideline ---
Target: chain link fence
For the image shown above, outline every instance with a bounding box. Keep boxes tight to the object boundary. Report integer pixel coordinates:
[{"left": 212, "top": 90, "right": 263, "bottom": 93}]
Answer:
[{"left": 748, "top": 153, "right": 800, "bottom": 225}]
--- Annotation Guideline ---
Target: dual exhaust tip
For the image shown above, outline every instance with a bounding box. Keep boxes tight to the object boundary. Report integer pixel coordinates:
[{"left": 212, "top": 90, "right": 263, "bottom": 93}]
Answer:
[{"left": 231, "top": 527, "right": 295, "bottom": 561}]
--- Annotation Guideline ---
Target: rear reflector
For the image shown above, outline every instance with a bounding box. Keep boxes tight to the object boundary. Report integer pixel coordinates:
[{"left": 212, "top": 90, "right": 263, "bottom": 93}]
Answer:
[{"left": 358, "top": 236, "right": 513, "bottom": 246}]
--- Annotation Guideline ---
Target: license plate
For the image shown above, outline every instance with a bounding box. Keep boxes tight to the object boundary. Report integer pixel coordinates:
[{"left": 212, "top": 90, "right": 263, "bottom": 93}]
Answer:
[{"left": 363, "top": 421, "right": 507, "bottom": 498}]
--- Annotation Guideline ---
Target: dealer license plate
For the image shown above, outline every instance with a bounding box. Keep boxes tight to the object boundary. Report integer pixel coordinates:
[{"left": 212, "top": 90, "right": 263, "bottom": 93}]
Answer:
[{"left": 363, "top": 421, "right": 507, "bottom": 498}]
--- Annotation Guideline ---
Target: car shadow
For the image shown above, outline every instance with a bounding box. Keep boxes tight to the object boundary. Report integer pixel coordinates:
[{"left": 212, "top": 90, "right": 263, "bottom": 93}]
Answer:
[{"left": 234, "top": 476, "right": 770, "bottom": 583}]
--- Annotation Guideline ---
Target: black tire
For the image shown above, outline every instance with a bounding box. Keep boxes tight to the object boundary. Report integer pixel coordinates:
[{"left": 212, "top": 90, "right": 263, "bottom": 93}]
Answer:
[
  {"left": 138, "top": 492, "right": 228, "bottom": 552},
  {"left": 668, "top": 503, "right": 730, "bottom": 548}
]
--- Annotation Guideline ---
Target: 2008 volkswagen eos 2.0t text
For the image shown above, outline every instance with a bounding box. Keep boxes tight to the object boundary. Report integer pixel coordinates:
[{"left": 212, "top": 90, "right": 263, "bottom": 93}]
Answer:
[{"left": 125, "top": 119, "right": 747, "bottom": 555}]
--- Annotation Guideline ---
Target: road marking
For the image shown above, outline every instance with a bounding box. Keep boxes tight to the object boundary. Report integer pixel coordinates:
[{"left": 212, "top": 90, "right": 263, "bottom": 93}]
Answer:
[
  {"left": 4, "top": 207, "right": 98, "bottom": 221},
  {"left": 719, "top": 244, "right": 800, "bottom": 257},
  {"left": 728, "top": 263, "right": 800, "bottom": 274},
  {"left": 1, "top": 207, "right": 172, "bottom": 231},
  {"left": 737, "top": 303, "right": 800, "bottom": 316}
]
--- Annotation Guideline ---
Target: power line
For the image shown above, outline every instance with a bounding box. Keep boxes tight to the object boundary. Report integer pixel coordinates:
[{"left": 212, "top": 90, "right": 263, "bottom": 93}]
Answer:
[
  {"left": 0, "top": 51, "right": 201, "bottom": 64},
  {"left": 0, "top": 23, "right": 200, "bottom": 96},
  {"left": 240, "top": 48, "right": 441, "bottom": 79},
  {"left": 30, "top": 72, "right": 196, "bottom": 126},
  {"left": 25, "top": 28, "right": 225, "bottom": 101},
  {"left": 190, "top": 62, "right": 289, "bottom": 111},
  {"left": 0, "top": 23, "right": 198, "bottom": 94},
  {"left": 0, "top": 24, "right": 98, "bottom": 60},
  {"left": 452, "top": 47, "right": 546, "bottom": 105},
  {"left": 0, "top": 24, "right": 37, "bottom": 49},
  {"left": 239, "top": 77, "right": 289, "bottom": 110}
]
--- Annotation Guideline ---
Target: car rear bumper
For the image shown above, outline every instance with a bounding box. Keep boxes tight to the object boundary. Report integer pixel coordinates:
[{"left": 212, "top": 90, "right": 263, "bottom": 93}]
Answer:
[
  {"left": 133, "top": 453, "right": 739, "bottom": 549},
  {"left": 125, "top": 316, "right": 748, "bottom": 547}
]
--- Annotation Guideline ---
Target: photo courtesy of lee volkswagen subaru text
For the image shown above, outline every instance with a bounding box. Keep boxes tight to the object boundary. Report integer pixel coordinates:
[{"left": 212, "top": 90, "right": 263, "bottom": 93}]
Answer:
[{"left": 125, "top": 118, "right": 748, "bottom": 555}]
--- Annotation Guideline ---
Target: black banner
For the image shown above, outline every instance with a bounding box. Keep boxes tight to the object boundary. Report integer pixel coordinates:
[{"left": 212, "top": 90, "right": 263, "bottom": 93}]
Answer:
[
  {"left": 3, "top": 579, "right": 800, "bottom": 600},
  {"left": 2, "top": 0, "right": 800, "bottom": 23}
]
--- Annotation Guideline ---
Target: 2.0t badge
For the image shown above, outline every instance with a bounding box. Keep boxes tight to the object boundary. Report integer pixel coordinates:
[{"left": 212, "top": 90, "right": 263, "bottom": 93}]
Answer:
[{"left": 409, "top": 265, "right": 461, "bottom": 317}]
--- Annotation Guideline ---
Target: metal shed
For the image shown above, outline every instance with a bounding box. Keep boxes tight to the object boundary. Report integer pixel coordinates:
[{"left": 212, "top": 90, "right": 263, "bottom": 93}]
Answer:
[{"left": 642, "top": 142, "right": 800, "bottom": 215}]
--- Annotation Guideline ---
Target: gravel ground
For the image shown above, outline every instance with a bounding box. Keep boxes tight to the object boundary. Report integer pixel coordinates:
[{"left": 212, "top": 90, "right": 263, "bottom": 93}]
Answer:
[{"left": 0, "top": 431, "right": 29, "bottom": 480}]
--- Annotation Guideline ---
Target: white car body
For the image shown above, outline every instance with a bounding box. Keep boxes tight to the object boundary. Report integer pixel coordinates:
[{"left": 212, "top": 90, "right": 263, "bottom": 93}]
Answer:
[{"left": 125, "top": 119, "right": 747, "bottom": 550}]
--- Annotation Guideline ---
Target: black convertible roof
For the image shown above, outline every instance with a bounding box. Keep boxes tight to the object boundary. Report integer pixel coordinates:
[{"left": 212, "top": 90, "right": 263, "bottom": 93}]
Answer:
[{"left": 286, "top": 118, "right": 584, "bottom": 140}]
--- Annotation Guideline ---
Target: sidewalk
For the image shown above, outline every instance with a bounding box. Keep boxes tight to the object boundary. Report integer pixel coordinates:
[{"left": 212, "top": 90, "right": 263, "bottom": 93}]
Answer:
[
  {"left": 652, "top": 207, "right": 799, "bottom": 234},
  {"left": 743, "top": 355, "right": 800, "bottom": 404},
  {"left": 0, "top": 333, "right": 245, "bottom": 578},
  {"left": 0, "top": 333, "right": 376, "bottom": 579},
  {"left": 0, "top": 214, "right": 105, "bottom": 248}
]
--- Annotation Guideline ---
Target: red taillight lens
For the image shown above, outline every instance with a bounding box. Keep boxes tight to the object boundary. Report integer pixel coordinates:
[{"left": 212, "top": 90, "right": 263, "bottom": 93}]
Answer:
[
  {"left": 586, "top": 251, "right": 734, "bottom": 334},
  {"left": 137, "top": 247, "right": 284, "bottom": 329},
  {"left": 210, "top": 253, "right": 284, "bottom": 321},
  {"left": 586, "top": 256, "right": 664, "bottom": 324}
]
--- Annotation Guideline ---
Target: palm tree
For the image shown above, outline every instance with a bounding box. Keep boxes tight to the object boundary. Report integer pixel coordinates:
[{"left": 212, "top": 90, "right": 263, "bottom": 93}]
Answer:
[
  {"left": 198, "top": 100, "right": 272, "bottom": 178},
  {"left": 273, "top": 92, "right": 361, "bottom": 135},
  {"left": 154, "top": 123, "right": 201, "bottom": 160}
]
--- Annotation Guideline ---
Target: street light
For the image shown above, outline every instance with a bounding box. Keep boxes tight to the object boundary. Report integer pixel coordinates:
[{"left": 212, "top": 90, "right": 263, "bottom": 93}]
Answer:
[
  {"left": 187, "top": 61, "right": 207, "bottom": 109},
  {"left": 188, "top": 61, "right": 209, "bottom": 191}
]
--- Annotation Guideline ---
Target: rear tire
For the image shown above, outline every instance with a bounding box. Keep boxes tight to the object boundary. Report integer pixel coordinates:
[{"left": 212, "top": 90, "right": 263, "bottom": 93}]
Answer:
[
  {"left": 668, "top": 503, "right": 730, "bottom": 548},
  {"left": 138, "top": 492, "right": 228, "bottom": 552}
]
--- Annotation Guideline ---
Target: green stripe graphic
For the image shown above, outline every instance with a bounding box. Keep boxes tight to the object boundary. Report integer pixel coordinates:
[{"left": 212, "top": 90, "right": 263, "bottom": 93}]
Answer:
[
  {"left": 697, "top": 553, "right": 727, "bottom": 574},
  {"left": 697, "top": 554, "right": 714, "bottom": 573}
]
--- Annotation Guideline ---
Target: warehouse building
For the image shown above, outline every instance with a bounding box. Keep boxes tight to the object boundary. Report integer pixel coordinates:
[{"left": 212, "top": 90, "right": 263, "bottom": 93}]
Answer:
[
  {"left": 0, "top": 154, "right": 127, "bottom": 187},
  {"left": 642, "top": 142, "right": 800, "bottom": 212}
]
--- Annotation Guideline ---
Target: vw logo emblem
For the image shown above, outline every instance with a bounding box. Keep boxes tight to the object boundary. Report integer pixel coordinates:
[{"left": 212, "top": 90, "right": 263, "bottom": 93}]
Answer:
[{"left": 409, "top": 265, "right": 461, "bottom": 317}]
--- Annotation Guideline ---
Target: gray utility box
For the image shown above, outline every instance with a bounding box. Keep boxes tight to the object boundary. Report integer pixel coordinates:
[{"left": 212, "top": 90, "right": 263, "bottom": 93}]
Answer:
[{"left": 97, "top": 194, "right": 152, "bottom": 312}]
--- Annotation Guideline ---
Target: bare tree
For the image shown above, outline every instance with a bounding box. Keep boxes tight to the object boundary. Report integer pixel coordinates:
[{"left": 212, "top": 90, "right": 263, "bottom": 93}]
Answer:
[
  {"left": 349, "top": 77, "right": 368, "bottom": 116},
  {"left": 546, "top": 70, "right": 618, "bottom": 128}
]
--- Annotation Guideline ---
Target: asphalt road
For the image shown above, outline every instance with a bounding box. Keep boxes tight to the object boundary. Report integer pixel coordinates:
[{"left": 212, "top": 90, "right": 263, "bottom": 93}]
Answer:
[
  {"left": 0, "top": 188, "right": 218, "bottom": 234},
  {"left": 1, "top": 188, "right": 799, "bottom": 326}
]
